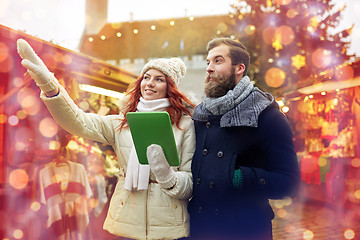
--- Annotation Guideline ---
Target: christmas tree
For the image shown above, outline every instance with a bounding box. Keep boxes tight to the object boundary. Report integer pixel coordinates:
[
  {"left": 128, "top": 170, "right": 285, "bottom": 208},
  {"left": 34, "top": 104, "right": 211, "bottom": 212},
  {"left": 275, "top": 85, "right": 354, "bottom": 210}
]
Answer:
[{"left": 225, "top": 0, "right": 354, "bottom": 97}]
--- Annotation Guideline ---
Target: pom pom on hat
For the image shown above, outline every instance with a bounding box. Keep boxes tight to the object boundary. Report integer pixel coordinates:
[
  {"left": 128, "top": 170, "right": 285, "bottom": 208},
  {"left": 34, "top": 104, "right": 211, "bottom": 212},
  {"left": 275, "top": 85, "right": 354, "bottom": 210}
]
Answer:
[{"left": 140, "top": 58, "right": 186, "bottom": 87}]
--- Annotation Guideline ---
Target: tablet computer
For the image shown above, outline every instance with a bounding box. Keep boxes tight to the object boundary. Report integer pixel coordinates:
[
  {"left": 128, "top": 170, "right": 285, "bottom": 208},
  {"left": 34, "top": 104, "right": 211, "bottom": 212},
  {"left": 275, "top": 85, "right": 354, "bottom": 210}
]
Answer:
[{"left": 126, "top": 112, "right": 180, "bottom": 166}]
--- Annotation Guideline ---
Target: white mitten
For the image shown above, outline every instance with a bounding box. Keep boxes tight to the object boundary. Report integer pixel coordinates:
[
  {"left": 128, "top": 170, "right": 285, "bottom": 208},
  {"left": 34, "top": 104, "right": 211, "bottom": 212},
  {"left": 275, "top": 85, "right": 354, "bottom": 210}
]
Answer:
[
  {"left": 146, "top": 144, "right": 177, "bottom": 189},
  {"left": 17, "top": 39, "right": 59, "bottom": 94}
]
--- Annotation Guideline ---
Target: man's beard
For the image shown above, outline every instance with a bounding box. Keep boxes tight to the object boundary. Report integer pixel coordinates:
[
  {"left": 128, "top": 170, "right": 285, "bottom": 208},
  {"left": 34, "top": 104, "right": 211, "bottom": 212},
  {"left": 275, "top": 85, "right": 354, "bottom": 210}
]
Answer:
[{"left": 204, "top": 68, "right": 236, "bottom": 98}]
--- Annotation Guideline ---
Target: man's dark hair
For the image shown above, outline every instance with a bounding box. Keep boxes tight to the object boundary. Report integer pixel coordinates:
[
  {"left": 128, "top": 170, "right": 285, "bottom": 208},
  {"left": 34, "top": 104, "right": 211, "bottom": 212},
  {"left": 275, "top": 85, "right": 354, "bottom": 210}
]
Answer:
[{"left": 207, "top": 38, "right": 250, "bottom": 76}]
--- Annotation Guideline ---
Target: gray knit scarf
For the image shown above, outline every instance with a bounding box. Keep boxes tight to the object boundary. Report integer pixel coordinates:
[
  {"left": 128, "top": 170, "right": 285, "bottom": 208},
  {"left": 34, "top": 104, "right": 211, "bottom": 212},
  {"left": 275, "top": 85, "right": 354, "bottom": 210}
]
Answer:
[{"left": 193, "top": 76, "right": 275, "bottom": 128}]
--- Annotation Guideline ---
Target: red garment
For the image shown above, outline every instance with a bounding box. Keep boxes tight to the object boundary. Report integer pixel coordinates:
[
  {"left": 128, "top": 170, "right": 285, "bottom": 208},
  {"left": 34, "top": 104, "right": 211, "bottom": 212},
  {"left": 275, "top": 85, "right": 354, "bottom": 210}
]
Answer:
[{"left": 39, "top": 161, "right": 92, "bottom": 240}]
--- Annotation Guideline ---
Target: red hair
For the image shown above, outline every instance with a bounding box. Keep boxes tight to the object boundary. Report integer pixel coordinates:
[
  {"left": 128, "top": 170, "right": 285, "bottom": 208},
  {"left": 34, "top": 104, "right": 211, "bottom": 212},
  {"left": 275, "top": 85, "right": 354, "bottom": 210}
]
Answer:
[{"left": 118, "top": 73, "right": 195, "bottom": 130}]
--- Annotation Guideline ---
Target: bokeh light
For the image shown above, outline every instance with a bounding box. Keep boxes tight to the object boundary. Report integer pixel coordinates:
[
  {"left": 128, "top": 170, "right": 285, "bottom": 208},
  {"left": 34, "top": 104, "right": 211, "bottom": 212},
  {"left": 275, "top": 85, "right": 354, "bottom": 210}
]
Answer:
[
  {"left": 277, "top": 208, "right": 287, "bottom": 218},
  {"left": 287, "top": 9, "right": 298, "bottom": 18},
  {"left": 351, "top": 158, "right": 360, "bottom": 168},
  {"left": 344, "top": 229, "right": 355, "bottom": 239},
  {"left": 275, "top": 25, "right": 295, "bottom": 45},
  {"left": 312, "top": 48, "right": 332, "bottom": 68},
  {"left": 30, "top": 201, "right": 41, "bottom": 212},
  {"left": 9, "top": 169, "right": 29, "bottom": 189},
  {"left": 8, "top": 115, "right": 19, "bottom": 126},
  {"left": 244, "top": 25, "right": 256, "bottom": 35},
  {"left": 335, "top": 65, "right": 354, "bottom": 80},
  {"left": 16, "top": 110, "right": 27, "bottom": 120},
  {"left": 275, "top": 0, "right": 292, "bottom": 5},
  {"left": 39, "top": 117, "right": 59, "bottom": 138},
  {"left": 263, "top": 26, "right": 276, "bottom": 45},
  {"left": 0, "top": 113, "right": 7, "bottom": 124},
  {"left": 13, "top": 229, "right": 24, "bottom": 239},
  {"left": 14, "top": 127, "right": 32, "bottom": 151},
  {"left": 17, "top": 88, "right": 41, "bottom": 116},
  {"left": 318, "top": 157, "right": 327, "bottom": 167},
  {"left": 303, "top": 229, "right": 314, "bottom": 240},
  {"left": 265, "top": 68, "right": 286, "bottom": 88}
]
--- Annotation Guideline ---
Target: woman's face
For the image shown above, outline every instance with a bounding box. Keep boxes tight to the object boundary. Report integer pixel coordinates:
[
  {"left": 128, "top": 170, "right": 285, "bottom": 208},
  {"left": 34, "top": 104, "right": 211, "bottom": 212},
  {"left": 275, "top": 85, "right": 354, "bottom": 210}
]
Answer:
[{"left": 140, "top": 68, "right": 168, "bottom": 100}]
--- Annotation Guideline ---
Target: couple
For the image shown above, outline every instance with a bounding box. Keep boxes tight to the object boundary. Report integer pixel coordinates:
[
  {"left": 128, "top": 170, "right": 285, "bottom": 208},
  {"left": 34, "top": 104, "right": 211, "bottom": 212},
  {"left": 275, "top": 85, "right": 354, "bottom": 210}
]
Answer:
[{"left": 17, "top": 37, "right": 300, "bottom": 240}]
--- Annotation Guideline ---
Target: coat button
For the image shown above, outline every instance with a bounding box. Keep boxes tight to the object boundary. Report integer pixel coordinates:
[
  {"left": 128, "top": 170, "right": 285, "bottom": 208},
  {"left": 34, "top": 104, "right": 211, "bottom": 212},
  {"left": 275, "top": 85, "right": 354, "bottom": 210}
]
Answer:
[
  {"left": 217, "top": 151, "right": 224, "bottom": 158},
  {"left": 206, "top": 122, "right": 211, "bottom": 128},
  {"left": 260, "top": 178, "right": 266, "bottom": 185},
  {"left": 209, "top": 181, "right": 215, "bottom": 189},
  {"left": 203, "top": 149, "right": 208, "bottom": 155},
  {"left": 196, "top": 178, "right": 201, "bottom": 185},
  {"left": 198, "top": 206, "right": 203, "bottom": 213}
]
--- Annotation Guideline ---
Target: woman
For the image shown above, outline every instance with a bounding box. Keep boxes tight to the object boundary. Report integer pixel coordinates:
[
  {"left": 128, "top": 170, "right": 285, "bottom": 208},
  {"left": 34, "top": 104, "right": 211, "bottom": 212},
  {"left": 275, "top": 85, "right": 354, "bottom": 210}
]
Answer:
[{"left": 17, "top": 39, "right": 195, "bottom": 240}]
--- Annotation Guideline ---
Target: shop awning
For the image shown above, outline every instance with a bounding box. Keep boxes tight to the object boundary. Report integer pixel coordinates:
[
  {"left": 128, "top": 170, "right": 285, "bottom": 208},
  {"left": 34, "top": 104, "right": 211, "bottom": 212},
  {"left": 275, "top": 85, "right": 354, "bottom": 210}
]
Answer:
[{"left": 298, "top": 76, "right": 360, "bottom": 95}]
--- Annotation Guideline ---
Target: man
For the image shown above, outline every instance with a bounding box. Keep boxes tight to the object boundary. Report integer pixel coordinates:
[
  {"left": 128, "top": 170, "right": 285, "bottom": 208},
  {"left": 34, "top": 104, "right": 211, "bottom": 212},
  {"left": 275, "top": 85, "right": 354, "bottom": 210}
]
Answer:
[{"left": 189, "top": 38, "right": 300, "bottom": 240}]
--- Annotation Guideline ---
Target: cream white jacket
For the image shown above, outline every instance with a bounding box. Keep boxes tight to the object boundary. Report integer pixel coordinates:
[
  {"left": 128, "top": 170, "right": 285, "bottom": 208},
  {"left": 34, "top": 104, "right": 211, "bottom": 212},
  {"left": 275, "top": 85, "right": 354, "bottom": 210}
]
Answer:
[{"left": 40, "top": 85, "right": 195, "bottom": 240}]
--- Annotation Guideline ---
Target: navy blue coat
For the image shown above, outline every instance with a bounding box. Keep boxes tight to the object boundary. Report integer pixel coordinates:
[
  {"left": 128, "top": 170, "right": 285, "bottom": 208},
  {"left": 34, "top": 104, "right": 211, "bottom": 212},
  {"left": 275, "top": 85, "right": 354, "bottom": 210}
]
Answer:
[{"left": 189, "top": 102, "right": 300, "bottom": 240}]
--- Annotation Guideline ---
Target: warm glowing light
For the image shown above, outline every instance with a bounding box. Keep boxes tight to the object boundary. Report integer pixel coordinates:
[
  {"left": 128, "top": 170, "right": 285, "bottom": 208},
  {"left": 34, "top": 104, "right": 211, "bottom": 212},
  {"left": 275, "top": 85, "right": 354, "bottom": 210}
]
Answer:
[
  {"left": 275, "top": 25, "right": 295, "bottom": 45},
  {"left": 351, "top": 158, "right": 360, "bottom": 168},
  {"left": 0, "top": 113, "right": 7, "bottom": 124},
  {"left": 318, "top": 157, "right": 327, "bottom": 167},
  {"left": 189, "top": 16, "right": 194, "bottom": 21},
  {"left": 282, "top": 106, "right": 289, "bottom": 113},
  {"left": 335, "top": 65, "right": 354, "bottom": 80},
  {"left": 100, "top": 35, "right": 106, "bottom": 40},
  {"left": 275, "top": 0, "right": 292, "bottom": 5},
  {"left": 117, "top": 32, "right": 122, "bottom": 37},
  {"left": 321, "top": 92, "right": 326, "bottom": 96},
  {"left": 309, "top": 95, "right": 314, "bottom": 99},
  {"left": 265, "top": 68, "right": 286, "bottom": 88},
  {"left": 287, "top": 9, "right": 298, "bottom": 18},
  {"left": 133, "top": 29, "right": 139, "bottom": 34},
  {"left": 13, "top": 77, "right": 24, "bottom": 87},
  {"left": 63, "top": 55, "right": 72, "bottom": 65},
  {"left": 79, "top": 84, "right": 124, "bottom": 99},
  {"left": 312, "top": 48, "right": 332, "bottom": 68},
  {"left": 49, "top": 140, "right": 61, "bottom": 150},
  {"left": 31, "top": 201, "right": 41, "bottom": 212},
  {"left": 151, "top": 25, "right": 156, "bottom": 30},
  {"left": 244, "top": 25, "right": 256, "bottom": 35},
  {"left": 13, "top": 229, "right": 24, "bottom": 239},
  {"left": 263, "top": 26, "right": 276, "bottom": 45},
  {"left": 67, "top": 140, "right": 79, "bottom": 151},
  {"left": 8, "top": 115, "right": 19, "bottom": 126},
  {"left": 354, "top": 190, "right": 360, "bottom": 200},
  {"left": 39, "top": 117, "right": 59, "bottom": 138},
  {"left": 276, "top": 100, "right": 284, "bottom": 107},
  {"left": 9, "top": 169, "right": 29, "bottom": 189},
  {"left": 277, "top": 208, "right": 287, "bottom": 218},
  {"left": 291, "top": 54, "right": 306, "bottom": 70},
  {"left": 88, "top": 37, "right": 94, "bottom": 42},
  {"left": 333, "top": 98, "right": 338, "bottom": 104},
  {"left": 170, "top": 21, "right": 175, "bottom": 26},
  {"left": 17, "top": 88, "right": 41, "bottom": 116},
  {"left": 15, "top": 142, "right": 26, "bottom": 151},
  {"left": 303, "top": 229, "right": 314, "bottom": 239},
  {"left": 344, "top": 229, "right": 355, "bottom": 239}
]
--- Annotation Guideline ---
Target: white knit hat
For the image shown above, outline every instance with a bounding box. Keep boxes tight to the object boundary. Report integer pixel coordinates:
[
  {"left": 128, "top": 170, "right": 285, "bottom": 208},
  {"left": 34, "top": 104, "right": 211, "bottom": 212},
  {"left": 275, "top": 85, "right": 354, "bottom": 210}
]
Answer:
[{"left": 140, "top": 58, "right": 186, "bottom": 87}]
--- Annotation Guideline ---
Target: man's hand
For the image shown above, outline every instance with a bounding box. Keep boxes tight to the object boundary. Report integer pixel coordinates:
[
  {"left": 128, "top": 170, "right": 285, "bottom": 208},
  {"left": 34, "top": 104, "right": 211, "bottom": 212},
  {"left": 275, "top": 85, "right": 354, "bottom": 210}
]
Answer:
[{"left": 17, "top": 39, "right": 59, "bottom": 96}]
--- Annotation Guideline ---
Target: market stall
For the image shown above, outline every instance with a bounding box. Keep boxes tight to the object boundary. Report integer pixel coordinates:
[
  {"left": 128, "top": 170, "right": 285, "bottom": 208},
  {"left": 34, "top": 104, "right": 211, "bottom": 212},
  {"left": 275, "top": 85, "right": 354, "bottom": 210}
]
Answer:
[
  {"left": 283, "top": 72, "right": 360, "bottom": 207},
  {"left": 0, "top": 24, "right": 137, "bottom": 239}
]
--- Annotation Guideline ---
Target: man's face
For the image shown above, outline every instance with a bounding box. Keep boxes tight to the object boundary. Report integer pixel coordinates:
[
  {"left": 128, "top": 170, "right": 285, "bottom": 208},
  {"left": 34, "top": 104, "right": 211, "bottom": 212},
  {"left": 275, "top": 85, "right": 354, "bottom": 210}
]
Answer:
[{"left": 205, "top": 45, "right": 236, "bottom": 98}]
